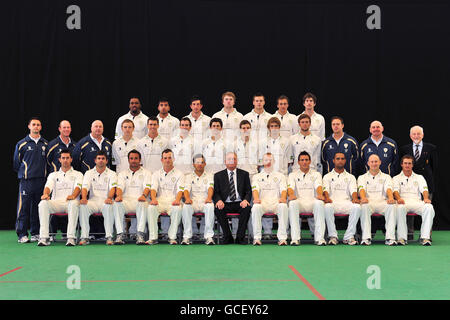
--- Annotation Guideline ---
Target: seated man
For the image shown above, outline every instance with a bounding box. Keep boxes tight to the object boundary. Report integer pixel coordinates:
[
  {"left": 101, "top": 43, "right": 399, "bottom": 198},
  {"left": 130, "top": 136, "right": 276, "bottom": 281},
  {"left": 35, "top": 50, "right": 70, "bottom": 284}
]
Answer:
[
  {"left": 79, "top": 151, "right": 118, "bottom": 245},
  {"left": 37, "top": 149, "right": 83, "bottom": 246},
  {"left": 393, "top": 155, "right": 434, "bottom": 246},
  {"left": 323, "top": 153, "right": 360, "bottom": 246},
  {"left": 251, "top": 153, "right": 289, "bottom": 246},
  {"left": 213, "top": 152, "right": 252, "bottom": 245},
  {"left": 181, "top": 154, "right": 215, "bottom": 245},
  {"left": 287, "top": 151, "right": 326, "bottom": 246},
  {"left": 358, "top": 154, "right": 397, "bottom": 246},
  {"left": 147, "top": 149, "right": 184, "bottom": 245},
  {"left": 113, "top": 149, "right": 152, "bottom": 245}
]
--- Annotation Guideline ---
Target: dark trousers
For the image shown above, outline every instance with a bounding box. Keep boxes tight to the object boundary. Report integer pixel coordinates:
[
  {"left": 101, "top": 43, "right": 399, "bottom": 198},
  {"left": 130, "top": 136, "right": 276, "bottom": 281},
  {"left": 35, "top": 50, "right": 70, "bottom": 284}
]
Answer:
[
  {"left": 49, "top": 215, "right": 68, "bottom": 236},
  {"left": 214, "top": 201, "right": 251, "bottom": 244},
  {"left": 16, "top": 178, "right": 46, "bottom": 238}
]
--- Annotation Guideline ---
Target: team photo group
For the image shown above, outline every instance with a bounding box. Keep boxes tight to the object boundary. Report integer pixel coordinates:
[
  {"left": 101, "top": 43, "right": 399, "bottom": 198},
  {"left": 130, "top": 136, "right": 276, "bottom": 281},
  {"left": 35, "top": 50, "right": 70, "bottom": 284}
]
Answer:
[{"left": 13, "top": 91, "right": 437, "bottom": 247}]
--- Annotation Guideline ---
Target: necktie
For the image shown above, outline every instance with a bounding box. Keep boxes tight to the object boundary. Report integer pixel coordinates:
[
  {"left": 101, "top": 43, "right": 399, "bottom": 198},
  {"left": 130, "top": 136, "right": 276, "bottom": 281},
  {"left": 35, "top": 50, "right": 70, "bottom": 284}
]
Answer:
[
  {"left": 229, "top": 171, "right": 237, "bottom": 201},
  {"left": 414, "top": 145, "right": 420, "bottom": 161}
]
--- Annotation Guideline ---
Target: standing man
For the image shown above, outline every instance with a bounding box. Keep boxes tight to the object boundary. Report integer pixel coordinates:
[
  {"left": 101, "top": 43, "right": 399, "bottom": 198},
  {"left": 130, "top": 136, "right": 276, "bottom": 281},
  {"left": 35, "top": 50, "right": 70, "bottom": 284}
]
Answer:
[
  {"left": 136, "top": 116, "right": 169, "bottom": 172},
  {"left": 78, "top": 151, "right": 118, "bottom": 245},
  {"left": 181, "top": 154, "right": 216, "bottom": 245},
  {"left": 14, "top": 118, "right": 48, "bottom": 243},
  {"left": 323, "top": 153, "right": 360, "bottom": 246},
  {"left": 112, "top": 149, "right": 152, "bottom": 245},
  {"left": 243, "top": 93, "right": 273, "bottom": 143},
  {"left": 273, "top": 95, "right": 299, "bottom": 138},
  {"left": 185, "top": 96, "right": 211, "bottom": 154},
  {"left": 213, "top": 152, "right": 252, "bottom": 244},
  {"left": 287, "top": 152, "right": 326, "bottom": 246},
  {"left": 112, "top": 119, "right": 139, "bottom": 174},
  {"left": 157, "top": 98, "right": 180, "bottom": 141},
  {"left": 115, "top": 97, "right": 149, "bottom": 139},
  {"left": 233, "top": 120, "right": 259, "bottom": 179},
  {"left": 202, "top": 118, "right": 227, "bottom": 174},
  {"left": 37, "top": 149, "right": 83, "bottom": 246},
  {"left": 359, "top": 120, "right": 399, "bottom": 176},
  {"left": 46, "top": 120, "right": 76, "bottom": 173},
  {"left": 321, "top": 116, "right": 359, "bottom": 175},
  {"left": 358, "top": 154, "right": 397, "bottom": 246},
  {"left": 393, "top": 155, "right": 434, "bottom": 246},
  {"left": 169, "top": 117, "right": 195, "bottom": 175},
  {"left": 251, "top": 153, "right": 289, "bottom": 246},
  {"left": 212, "top": 91, "right": 243, "bottom": 144},
  {"left": 147, "top": 149, "right": 185, "bottom": 245},
  {"left": 300, "top": 92, "right": 325, "bottom": 141}
]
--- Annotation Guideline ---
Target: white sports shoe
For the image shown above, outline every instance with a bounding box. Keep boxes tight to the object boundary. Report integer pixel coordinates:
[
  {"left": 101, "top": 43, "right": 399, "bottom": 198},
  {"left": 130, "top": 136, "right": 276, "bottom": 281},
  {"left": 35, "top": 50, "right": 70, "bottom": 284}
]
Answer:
[
  {"left": 385, "top": 239, "right": 397, "bottom": 246},
  {"left": 30, "top": 235, "right": 39, "bottom": 242},
  {"left": 360, "top": 239, "right": 371, "bottom": 246},
  {"left": 327, "top": 237, "right": 339, "bottom": 245},
  {"left": 316, "top": 239, "right": 327, "bottom": 246},
  {"left": 18, "top": 236, "right": 30, "bottom": 243},
  {"left": 65, "top": 238, "right": 76, "bottom": 246},
  {"left": 205, "top": 237, "right": 215, "bottom": 245},
  {"left": 37, "top": 238, "right": 50, "bottom": 246}
]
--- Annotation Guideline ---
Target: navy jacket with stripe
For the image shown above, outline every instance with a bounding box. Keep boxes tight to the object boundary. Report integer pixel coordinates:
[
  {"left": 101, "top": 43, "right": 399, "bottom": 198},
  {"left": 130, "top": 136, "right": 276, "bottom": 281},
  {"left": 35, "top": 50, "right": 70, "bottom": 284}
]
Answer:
[
  {"left": 359, "top": 135, "right": 399, "bottom": 176},
  {"left": 13, "top": 135, "right": 48, "bottom": 179},
  {"left": 72, "top": 135, "right": 112, "bottom": 173}
]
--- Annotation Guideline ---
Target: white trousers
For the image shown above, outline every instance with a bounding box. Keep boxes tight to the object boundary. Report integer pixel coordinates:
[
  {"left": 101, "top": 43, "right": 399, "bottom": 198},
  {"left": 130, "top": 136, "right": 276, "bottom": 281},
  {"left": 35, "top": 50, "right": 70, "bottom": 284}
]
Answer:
[
  {"left": 38, "top": 199, "right": 79, "bottom": 239},
  {"left": 251, "top": 200, "right": 289, "bottom": 241},
  {"left": 181, "top": 199, "right": 215, "bottom": 239},
  {"left": 360, "top": 201, "right": 396, "bottom": 240},
  {"left": 147, "top": 198, "right": 182, "bottom": 241},
  {"left": 113, "top": 198, "right": 148, "bottom": 235},
  {"left": 397, "top": 200, "right": 434, "bottom": 240},
  {"left": 288, "top": 199, "right": 325, "bottom": 242},
  {"left": 79, "top": 198, "right": 115, "bottom": 239},
  {"left": 324, "top": 200, "right": 361, "bottom": 240}
]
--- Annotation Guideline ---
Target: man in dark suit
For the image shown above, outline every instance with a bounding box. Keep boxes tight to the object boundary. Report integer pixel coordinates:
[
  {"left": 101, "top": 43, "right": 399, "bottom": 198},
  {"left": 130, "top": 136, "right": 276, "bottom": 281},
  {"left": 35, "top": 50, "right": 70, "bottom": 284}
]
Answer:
[
  {"left": 400, "top": 125, "right": 437, "bottom": 239},
  {"left": 213, "top": 152, "right": 252, "bottom": 244}
]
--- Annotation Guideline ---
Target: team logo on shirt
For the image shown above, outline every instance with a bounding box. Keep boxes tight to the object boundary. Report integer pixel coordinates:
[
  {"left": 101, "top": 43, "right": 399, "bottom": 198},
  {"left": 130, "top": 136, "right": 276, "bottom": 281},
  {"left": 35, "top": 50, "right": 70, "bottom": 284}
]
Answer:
[
  {"left": 368, "top": 148, "right": 372, "bottom": 152},
  {"left": 91, "top": 147, "right": 95, "bottom": 152},
  {"left": 414, "top": 181, "right": 418, "bottom": 186},
  {"left": 273, "top": 177, "right": 278, "bottom": 182},
  {"left": 383, "top": 148, "right": 388, "bottom": 153},
  {"left": 329, "top": 145, "right": 333, "bottom": 150},
  {"left": 27, "top": 146, "right": 32, "bottom": 151},
  {"left": 171, "top": 177, "right": 176, "bottom": 182}
]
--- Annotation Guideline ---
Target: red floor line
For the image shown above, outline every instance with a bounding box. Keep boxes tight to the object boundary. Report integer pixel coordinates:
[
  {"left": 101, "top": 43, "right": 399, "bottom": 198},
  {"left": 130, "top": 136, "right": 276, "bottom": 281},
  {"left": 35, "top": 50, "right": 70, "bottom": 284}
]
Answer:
[
  {"left": 0, "top": 279, "right": 300, "bottom": 284},
  {"left": 0, "top": 267, "right": 22, "bottom": 278},
  {"left": 288, "top": 265, "right": 326, "bottom": 300}
]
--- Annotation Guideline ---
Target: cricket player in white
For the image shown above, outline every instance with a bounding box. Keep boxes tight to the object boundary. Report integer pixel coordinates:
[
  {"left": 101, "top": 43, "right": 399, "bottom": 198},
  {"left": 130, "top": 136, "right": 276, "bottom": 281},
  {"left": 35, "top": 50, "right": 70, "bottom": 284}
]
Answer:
[
  {"left": 273, "top": 95, "right": 299, "bottom": 138},
  {"left": 79, "top": 151, "right": 118, "bottom": 245},
  {"left": 37, "top": 150, "right": 83, "bottom": 246},
  {"left": 112, "top": 119, "right": 139, "bottom": 174},
  {"left": 147, "top": 149, "right": 185, "bottom": 245},
  {"left": 202, "top": 118, "right": 227, "bottom": 174},
  {"left": 287, "top": 151, "right": 326, "bottom": 246},
  {"left": 358, "top": 154, "right": 397, "bottom": 246},
  {"left": 185, "top": 96, "right": 211, "bottom": 154},
  {"left": 323, "top": 153, "right": 360, "bottom": 246},
  {"left": 251, "top": 153, "right": 289, "bottom": 246},
  {"left": 393, "top": 155, "right": 434, "bottom": 246},
  {"left": 115, "top": 97, "right": 149, "bottom": 139},
  {"left": 243, "top": 93, "right": 272, "bottom": 144},
  {"left": 300, "top": 92, "right": 325, "bottom": 140},
  {"left": 156, "top": 98, "right": 180, "bottom": 140},
  {"left": 169, "top": 118, "right": 195, "bottom": 175},
  {"left": 112, "top": 150, "right": 152, "bottom": 245},
  {"left": 212, "top": 91, "right": 243, "bottom": 143},
  {"left": 181, "top": 154, "right": 215, "bottom": 245},
  {"left": 136, "top": 117, "right": 169, "bottom": 172}
]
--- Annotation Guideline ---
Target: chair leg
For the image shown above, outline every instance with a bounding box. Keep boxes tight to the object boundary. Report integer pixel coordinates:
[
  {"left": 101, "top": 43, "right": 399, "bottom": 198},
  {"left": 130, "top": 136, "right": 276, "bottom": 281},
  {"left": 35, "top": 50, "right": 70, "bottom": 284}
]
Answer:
[{"left": 407, "top": 215, "right": 415, "bottom": 241}]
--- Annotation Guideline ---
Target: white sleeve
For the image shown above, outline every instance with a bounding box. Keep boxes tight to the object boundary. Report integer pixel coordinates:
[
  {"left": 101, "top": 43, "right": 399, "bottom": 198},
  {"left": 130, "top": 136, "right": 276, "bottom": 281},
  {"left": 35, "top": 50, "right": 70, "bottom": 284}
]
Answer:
[
  {"left": 279, "top": 174, "right": 287, "bottom": 194},
  {"left": 383, "top": 175, "right": 393, "bottom": 194},
  {"left": 320, "top": 116, "right": 325, "bottom": 141},
  {"left": 251, "top": 175, "right": 260, "bottom": 193},
  {"left": 313, "top": 172, "right": 323, "bottom": 190},
  {"left": 322, "top": 174, "right": 330, "bottom": 194},
  {"left": 109, "top": 172, "right": 118, "bottom": 191},
  {"left": 75, "top": 172, "right": 83, "bottom": 191},
  {"left": 44, "top": 173, "right": 56, "bottom": 193},
  {"left": 115, "top": 118, "right": 123, "bottom": 139},
  {"left": 418, "top": 175, "right": 429, "bottom": 194},
  {"left": 176, "top": 173, "right": 185, "bottom": 194},
  {"left": 82, "top": 172, "right": 91, "bottom": 191},
  {"left": 111, "top": 141, "right": 120, "bottom": 166},
  {"left": 392, "top": 176, "right": 400, "bottom": 193},
  {"left": 349, "top": 175, "right": 357, "bottom": 195}
]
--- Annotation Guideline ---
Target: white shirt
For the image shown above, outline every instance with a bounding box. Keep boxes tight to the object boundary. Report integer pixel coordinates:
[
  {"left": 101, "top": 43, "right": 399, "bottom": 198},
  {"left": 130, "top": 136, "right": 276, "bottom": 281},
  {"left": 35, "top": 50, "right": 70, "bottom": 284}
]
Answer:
[
  {"left": 273, "top": 111, "right": 299, "bottom": 138},
  {"left": 233, "top": 136, "right": 259, "bottom": 176},
  {"left": 259, "top": 136, "right": 292, "bottom": 175},
  {"left": 82, "top": 167, "right": 118, "bottom": 200},
  {"left": 288, "top": 169, "right": 322, "bottom": 200},
  {"left": 300, "top": 111, "right": 325, "bottom": 140},
  {"left": 226, "top": 169, "right": 241, "bottom": 202},
  {"left": 45, "top": 167, "right": 83, "bottom": 201},
  {"left": 371, "top": 136, "right": 383, "bottom": 147},
  {"left": 322, "top": 169, "right": 357, "bottom": 202},
  {"left": 357, "top": 171, "right": 392, "bottom": 201},
  {"left": 136, "top": 135, "right": 169, "bottom": 172},
  {"left": 290, "top": 133, "right": 322, "bottom": 172},
  {"left": 185, "top": 171, "right": 214, "bottom": 199},
  {"left": 29, "top": 135, "right": 41, "bottom": 144},
  {"left": 169, "top": 135, "right": 195, "bottom": 175},
  {"left": 185, "top": 112, "right": 212, "bottom": 142},
  {"left": 202, "top": 137, "right": 227, "bottom": 174},
  {"left": 112, "top": 136, "right": 139, "bottom": 173},
  {"left": 212, "top": 108, "right": 243, "bottom": 143},
  {"left": 393, "top": 171, "right": 428, "bottom": 201},
  {"left": 157, "top": 114, "right": 180, "bottom": 140},
  {"left": 151, "top": 168, "right": 185, "bottom": 199},
  {"left": 243, "top": 109, "right": 272, "bottom": 141},
  {"left": 117, "top": 167, "right": 152, "bottom": 199},
  {"left": 90, "top": 134, "right": 105, "bottom": 150},
  {"left": 252, "top": 170, "right": 287, "bottom": 200},
  {"left": 115, "top": 112, "right": 149, "bottom": 139}
]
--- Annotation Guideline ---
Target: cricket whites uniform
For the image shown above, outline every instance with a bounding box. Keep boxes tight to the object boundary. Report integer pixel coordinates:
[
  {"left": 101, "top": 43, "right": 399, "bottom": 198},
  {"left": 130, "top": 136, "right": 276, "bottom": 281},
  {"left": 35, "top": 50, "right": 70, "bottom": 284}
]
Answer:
[
  {"left": 212, "top": 108, "right": 243, "bottom": 144},
  {"left": 169, "top": 135, "right": 195, "bottom": 175},
  {"left": 157, "top": 114, "right": 180, "bottom": 141},
  {"left": 111, "top": 136, "right": 139, "bottom": 173},
  {"left": 273, "top": 111, "right": 299, "bottom": 138},
  {"left": 290, "top": 133, "right": 322, "bottom": 173},
  {"left": 259, "top": 136, "right": 292, "bottom": 175},
  {"left": 185, "top": 112, "right": 211, "bottom": 154},
  {"left": 136, "top": 135, "right": 169, "bottom": 172},
  {"left": 233, "top": 137, "right": 259, "bottom": 178},
  {"left": 243, "top": 110, "right": 272, "bottom": 144},
  {"left": 202, "top": 137, "right": 227, "bottom": 174},
  {"left": 300, "top": 111, "right": 325, "bottom": 140},
  {"left": 115, "top": 112, "right": 149, "bottom": 139}
]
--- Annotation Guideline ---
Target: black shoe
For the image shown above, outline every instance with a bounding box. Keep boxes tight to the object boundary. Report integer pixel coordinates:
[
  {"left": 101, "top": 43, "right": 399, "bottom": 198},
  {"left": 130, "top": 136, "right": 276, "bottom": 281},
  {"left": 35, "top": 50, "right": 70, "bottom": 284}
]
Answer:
[
  {"left": 222, "top": 237, "right": 234, "bottom": 245},
  {"left": 235, "top": 238, "right": 247, "bottom": 245}
]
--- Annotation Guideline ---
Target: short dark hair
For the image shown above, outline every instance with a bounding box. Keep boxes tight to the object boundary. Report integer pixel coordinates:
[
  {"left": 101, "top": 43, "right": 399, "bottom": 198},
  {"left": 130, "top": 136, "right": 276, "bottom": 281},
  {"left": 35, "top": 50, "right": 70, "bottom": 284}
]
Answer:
[
  {"left": 190, "top": 95, "right": 202, "bottom": 105},
  {"left": 302, "top": 92, "right": 317, "bottom": 104},
  {"left": 128, "top": 149, "right": 141, "bottom": 160},
  {"left": 210, "top": 118, "right": 223, "bottom": 128},
  {"left": 192, "top": 154, "right": 205, "bottom": 163},
  {"left": 331, "top": 116, "right": 344, "bottom": 125},
  {"left": 180, "top": 117, "right": 192, "bottom": 127},
  {"left": 298, "top": 114, "right": 311, "bottom": 123},
  {"left": 158, "top": 97, "right": 170, "bottom": 105},
  {"left": 298, "top": 151, "right": 311, "bottom": 161},
  {"left": 253, "top": 92, "right": 265, "bottom": 100},
  {"left": 28, "top": 117, "right": 41, "bottom": 125},
  {"left": 59, "top": 149, "right": 72, "bottom": 158},
  {"left": 161, "top": 149, "right": 173, "bottom": 157},
  {"left": 334, "top": 152, "right": 346, "bottom": 160},
  {"left": 401, "top": 154, "right": 415, "bottom": 165},
  {"left": 239, "top": 120, "right": 251, "bottom": 128},
  {"left": 277, "top": 95, "right": 289, "bottom": 104},
  {"left": 96, "top": 150, "right": 108, "bottom": 159},
  {"left": 147, "top": 116, "right": 159, "bottom": 124},
  {"left": 122, "top": 119, "right": 135, "bottom": 127}
]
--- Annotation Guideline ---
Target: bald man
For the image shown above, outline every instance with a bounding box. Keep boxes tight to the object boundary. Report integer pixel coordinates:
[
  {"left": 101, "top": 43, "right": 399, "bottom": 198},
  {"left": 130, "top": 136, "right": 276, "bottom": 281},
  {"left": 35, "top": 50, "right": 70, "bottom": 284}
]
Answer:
[{"left": 359, "top": 121, "right": 399, "bottom": 177}]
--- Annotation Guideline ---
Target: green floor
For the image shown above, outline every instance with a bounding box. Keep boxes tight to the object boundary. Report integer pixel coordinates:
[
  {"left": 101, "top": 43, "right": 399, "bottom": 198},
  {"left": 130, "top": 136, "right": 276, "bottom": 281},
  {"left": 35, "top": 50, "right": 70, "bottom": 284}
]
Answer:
[{"left": 0, "top": 230, "right": 449, "bottom": 300}]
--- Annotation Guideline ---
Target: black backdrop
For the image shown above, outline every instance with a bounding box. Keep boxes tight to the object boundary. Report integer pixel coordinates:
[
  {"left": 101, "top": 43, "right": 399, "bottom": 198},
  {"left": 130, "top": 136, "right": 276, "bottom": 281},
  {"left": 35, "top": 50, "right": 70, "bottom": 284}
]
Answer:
[{"left": 2, "top": 0, "right": 449, "bottom": 229}]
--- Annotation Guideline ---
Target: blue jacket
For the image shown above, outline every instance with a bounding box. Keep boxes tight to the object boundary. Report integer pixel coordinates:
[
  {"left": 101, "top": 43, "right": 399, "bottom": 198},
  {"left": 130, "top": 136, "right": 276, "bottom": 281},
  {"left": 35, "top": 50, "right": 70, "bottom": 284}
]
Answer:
[
  {"left": 359, "top": 135, "right": 399, "bottom": 176},
  {"left": 46, "top": 136, "right": 77, "bottom": 174},
  {"left": 72, "top": 135, "right": 112, "bottom": 173},
  {"left": 13, "top": 135, "right": 48, "bottom": 179},
  {"left": 321, "top": 133, "right": 359, "bottom": 175}
]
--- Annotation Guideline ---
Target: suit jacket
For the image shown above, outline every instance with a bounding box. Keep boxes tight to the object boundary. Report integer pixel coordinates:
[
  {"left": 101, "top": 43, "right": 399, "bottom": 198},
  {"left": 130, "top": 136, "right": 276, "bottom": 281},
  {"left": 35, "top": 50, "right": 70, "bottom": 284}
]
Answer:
[
  {"left": 400, "top": 142, "right": 437, "bottom": 193},
  {"left": 213, "top": 168, "right": 252, "bottom": 203}
]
